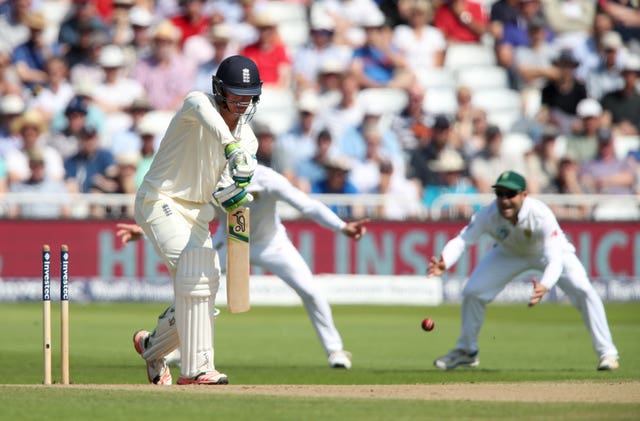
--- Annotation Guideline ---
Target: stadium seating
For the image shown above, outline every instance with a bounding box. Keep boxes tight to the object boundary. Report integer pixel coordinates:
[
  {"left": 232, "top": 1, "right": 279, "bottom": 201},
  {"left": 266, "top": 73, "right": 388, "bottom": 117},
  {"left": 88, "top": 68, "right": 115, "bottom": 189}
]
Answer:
[
  {"left": 502, "top": 132, "right": 534, "bottom": 157},
  {"left": 423, "top": 87, "right": 458, "bottom": 116},
  {"left": 417, "top": 68, "right": 456, "bottom": 91},
  {"left": 356, "top": 88, "right": 409, "bottom": 115},
  {"left": 261, "top": 1, "right": 309, "bottom": 50},
  {"left": 614, "top": 135, "right": 640, "bottom": 160},
  {"left": 253, "top": 87, "right": 299, "bottom": 135},
  {"left": 444, "top": 43, "right": 496, "bottom": 71},
  {"left": 471, "top": 88, "right": 523, "bottom": 131},
  {"left": 456, "top": 65, "right": 509, "bottom": 91}
]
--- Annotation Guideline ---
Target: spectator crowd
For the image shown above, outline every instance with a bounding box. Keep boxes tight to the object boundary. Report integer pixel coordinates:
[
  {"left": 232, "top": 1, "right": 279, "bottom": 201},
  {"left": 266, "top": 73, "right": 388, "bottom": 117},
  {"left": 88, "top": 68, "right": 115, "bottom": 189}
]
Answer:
[{"left": 0, "top": 0, "right": 639, "bottom": 220}]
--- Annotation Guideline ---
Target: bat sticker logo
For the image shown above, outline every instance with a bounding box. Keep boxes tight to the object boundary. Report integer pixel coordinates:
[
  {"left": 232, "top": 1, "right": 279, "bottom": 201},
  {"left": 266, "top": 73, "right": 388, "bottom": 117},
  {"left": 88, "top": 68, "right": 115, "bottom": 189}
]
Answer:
[
  {"left": 232, "top": 210, "right": 246, "bottom": 233},
  {"left": 229, "top": 209, "right": 250, "bottom": 243}
]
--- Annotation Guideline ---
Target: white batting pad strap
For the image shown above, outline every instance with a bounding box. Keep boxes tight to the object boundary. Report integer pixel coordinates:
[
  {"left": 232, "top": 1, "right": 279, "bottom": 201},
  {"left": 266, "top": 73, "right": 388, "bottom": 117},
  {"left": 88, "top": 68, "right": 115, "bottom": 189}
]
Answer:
[
  {"left": 142, "top": 305, "right": 180, "bottom": 361},
  {"left": 176, "top": 295, "right": 215, "bottom": 377},
  {"left": 175, "top": 248, "right": 219, "bottom": 297}
]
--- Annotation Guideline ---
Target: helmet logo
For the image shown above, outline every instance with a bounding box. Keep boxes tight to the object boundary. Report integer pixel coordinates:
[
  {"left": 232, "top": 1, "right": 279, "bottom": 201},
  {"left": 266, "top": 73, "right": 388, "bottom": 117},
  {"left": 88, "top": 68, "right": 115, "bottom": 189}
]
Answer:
[{"left": 242, "top": 68, "right": 251, "bottom": 83}]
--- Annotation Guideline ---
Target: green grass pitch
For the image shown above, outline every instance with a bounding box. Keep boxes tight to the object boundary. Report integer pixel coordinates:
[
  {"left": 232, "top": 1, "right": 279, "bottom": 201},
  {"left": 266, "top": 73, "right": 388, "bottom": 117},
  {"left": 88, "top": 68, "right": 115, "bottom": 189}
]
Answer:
[{"left": 1, "top": 302, "right": 638, "bottom": 420}]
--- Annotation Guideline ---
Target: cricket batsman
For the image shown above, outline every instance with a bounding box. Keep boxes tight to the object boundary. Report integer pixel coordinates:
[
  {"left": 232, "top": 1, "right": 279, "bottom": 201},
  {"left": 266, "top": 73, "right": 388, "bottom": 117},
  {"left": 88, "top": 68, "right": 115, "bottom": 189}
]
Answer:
[
  {"left": 131, "top": 55, "right": 262, "bottom": 385},
  {"left": 119, "top": 164, "right": 369, "bottom": 369},
  {"left": 428, "top": 171, "right": 619, "bottom": 371}
]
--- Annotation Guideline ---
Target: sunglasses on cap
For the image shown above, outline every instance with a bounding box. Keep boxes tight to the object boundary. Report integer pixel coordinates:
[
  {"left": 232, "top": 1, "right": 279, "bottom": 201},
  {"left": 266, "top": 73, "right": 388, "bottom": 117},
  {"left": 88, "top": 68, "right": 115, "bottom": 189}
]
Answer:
[{"left": 495, "top": 189, "right": 519, "bottom": 199}]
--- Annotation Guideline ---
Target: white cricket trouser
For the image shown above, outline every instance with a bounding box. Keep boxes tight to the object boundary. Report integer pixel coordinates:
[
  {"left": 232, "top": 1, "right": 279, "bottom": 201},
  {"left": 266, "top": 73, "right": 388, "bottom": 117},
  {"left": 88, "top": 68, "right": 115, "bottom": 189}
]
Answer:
[
  {"left": 134, "top": 185, "right": 220, "bottom": 366},
  {"left": 218, "top": 229, "right": 345, "bottom": 355},
  {"left": 456, "top": 246, "right": 618, "bottom": 359}
]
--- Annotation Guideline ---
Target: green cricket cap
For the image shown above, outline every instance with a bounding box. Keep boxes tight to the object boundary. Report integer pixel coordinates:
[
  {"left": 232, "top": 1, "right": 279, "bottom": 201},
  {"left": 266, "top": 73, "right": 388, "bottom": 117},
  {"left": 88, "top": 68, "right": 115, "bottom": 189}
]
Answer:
[{"left": 492, "top": 170, "right": 527, "bottom": 192}]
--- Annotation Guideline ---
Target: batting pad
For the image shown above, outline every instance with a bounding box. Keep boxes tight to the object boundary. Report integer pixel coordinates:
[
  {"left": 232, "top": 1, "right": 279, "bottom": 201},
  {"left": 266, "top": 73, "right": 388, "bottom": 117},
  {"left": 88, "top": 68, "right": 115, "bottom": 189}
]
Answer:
[
  {"left": 142, "top": 305, "right": 180, "bottom": 361},
  {"left": 175, "top": 248, "right": 220, "bottom": 378}
]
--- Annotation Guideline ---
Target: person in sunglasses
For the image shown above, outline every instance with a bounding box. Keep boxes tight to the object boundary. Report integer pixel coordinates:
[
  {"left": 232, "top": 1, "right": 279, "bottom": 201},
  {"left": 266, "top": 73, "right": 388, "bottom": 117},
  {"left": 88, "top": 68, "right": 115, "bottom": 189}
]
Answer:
[{"left": 427, "top": 170, "right": 619, "bottom": 372}]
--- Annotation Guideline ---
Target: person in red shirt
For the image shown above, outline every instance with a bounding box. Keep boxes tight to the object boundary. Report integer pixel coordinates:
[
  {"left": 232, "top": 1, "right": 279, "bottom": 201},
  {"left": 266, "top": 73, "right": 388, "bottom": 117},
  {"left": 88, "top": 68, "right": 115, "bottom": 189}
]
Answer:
[
  {"left": 170, "top": 0, "right": 211, "bottom": 48},
  {"left": 433, "top": 0, "right": 488, "bottom": 43},
  {"left": 240, "top": 11, "right": 292, "bottom": 88}
]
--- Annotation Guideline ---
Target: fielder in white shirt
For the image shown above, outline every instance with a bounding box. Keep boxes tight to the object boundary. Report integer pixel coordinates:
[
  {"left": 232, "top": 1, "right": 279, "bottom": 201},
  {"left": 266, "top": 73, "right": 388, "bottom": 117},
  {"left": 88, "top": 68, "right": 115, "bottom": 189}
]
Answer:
[
  {"left": 429, "top": 170, "right": 619, "bottom": 371},
  {"left": 118, "top": 164, "right": 369, "bottom": 369},
  {"left": 131, "top": 55, "right": 262, "bottom": 386}
]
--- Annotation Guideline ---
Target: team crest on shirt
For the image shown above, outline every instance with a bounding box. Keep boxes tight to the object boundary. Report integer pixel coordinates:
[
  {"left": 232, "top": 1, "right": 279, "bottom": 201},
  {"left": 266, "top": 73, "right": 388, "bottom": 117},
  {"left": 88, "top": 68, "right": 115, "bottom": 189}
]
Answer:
[
  {"left": 524, "top": 229, "right": 532, "bottom": 237},
  {"left": 496, "top": 225, "right": 510, "bottom": 240}
]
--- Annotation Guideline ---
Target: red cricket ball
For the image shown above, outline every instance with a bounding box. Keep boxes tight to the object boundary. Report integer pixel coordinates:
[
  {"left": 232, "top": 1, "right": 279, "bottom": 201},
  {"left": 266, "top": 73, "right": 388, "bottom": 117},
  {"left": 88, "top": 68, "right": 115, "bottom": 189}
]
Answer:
[{"left": 421, "top": 318, "right": 435, "bottom": 332}]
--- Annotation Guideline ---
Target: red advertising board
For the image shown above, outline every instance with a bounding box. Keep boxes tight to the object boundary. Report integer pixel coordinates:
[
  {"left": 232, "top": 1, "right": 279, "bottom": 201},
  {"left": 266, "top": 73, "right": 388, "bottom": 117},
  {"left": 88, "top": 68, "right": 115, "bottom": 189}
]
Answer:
[{"left": 0, "top": 220, "right": 637, "bottom": 278}]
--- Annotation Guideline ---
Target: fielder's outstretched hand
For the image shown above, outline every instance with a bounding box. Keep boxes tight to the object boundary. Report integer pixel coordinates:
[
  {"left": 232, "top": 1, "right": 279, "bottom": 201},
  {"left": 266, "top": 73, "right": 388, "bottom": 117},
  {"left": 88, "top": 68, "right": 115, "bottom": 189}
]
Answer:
[
  {"left": 528, "top": 278, "right": 548, "bottom": 307},
  {"left": 427, "top": 256, "right": 446, "bottom": 277},
  {"left": 116, "top": 223, "right": 144, "bottom": 244},
  {"left": 341, "top": 218, "right": 369, "bottom": 240}
]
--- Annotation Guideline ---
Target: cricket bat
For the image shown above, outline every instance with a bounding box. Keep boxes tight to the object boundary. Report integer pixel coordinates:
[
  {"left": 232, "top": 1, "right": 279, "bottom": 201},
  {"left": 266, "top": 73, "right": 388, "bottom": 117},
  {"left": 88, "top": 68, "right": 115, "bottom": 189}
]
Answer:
[{"left": 226, "top": 206, "right": 250, "bottom": 313}]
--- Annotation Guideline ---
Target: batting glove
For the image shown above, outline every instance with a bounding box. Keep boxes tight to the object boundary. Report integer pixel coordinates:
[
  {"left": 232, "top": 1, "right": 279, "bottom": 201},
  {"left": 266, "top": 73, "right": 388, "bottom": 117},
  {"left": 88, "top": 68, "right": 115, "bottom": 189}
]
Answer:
[
  {"left": 213, "top": 184, "right": 253, "bottom": 212},
  {"left": 224, "top": 142, "right": 257, "bottom": 188}
]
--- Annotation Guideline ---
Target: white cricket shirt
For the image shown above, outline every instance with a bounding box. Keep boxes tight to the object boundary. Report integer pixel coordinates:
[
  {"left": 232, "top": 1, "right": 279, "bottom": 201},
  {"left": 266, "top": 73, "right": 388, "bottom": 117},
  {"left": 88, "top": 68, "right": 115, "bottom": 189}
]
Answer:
[
  {"left": 441, "top": 196, "right": 576, "bottom": 289},
  {"left": 142, "top": 91, "right": 258, "bottom": 203}
]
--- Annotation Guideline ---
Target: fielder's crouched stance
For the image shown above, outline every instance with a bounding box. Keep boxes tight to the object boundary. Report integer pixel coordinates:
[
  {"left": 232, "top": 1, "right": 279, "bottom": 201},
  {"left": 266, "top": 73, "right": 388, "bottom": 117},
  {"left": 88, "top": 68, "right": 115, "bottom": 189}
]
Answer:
[
  {"left": 132, "top": 55, "right": 262, "bottom": 385},
  {"left": 429, "top": 171, "right": 619, "bottom": 372}
]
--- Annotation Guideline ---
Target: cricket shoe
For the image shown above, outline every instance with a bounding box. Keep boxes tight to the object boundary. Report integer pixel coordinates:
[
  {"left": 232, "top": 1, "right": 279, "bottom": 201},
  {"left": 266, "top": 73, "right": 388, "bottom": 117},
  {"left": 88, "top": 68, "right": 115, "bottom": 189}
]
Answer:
[
  {"left": 163, "top": 309, "right": 220, "bottom": 369},
  {"left": 597, "top": 355, "right": 619, "bottom": 371},
  {"left": 433, "top": 349, "right": 479, "bottom": 370},
  {"left": 328, "top": 350, "right": 352, "bottom": 369},
  {"left": 177, "top": 371, "right": 229, "bottom": 385},
  {"left": 133, "top": 330, "right": 173, "bottom": 385}
]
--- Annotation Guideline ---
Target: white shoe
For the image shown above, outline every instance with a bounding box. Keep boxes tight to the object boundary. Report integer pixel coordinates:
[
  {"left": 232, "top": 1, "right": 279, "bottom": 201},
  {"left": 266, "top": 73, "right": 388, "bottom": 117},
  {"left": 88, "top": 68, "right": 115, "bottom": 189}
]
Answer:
[
  {"left": 133, "top": 330, "right": 172, "bottom": 385},
  {"left": 177, "top": 370, "right": 229, "bottom": 385},
  {"left": 164, "top": 309, "right": 218, "bottom": 369},
  {"left": 434, "top": 349, "right": 479, "bottom": 370},
  {"left": 328, "top": 350, "right": 352, "bottom": 369},
  {"left": 597, "top": 355, "right": 619, "bottom": 371}
]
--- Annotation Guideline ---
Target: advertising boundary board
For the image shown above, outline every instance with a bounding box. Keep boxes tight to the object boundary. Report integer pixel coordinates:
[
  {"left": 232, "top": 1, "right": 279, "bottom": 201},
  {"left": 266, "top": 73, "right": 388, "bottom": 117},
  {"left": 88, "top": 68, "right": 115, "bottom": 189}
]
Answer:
[{"left": 1, "top": 220, "right": 638, "bottom": 303}]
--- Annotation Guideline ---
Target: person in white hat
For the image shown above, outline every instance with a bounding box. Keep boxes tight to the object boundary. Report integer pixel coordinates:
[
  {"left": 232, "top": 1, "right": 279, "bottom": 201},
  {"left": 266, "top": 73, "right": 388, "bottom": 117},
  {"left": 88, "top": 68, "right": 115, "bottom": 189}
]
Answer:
[
  {"left": 132, "top": 20, "right": 195, "bottom": 111},
  {"left": 7, "top": 147, "right": 71, "bottom": 219},
  {"left": 422, "top": 148, "right": 478, "bottom": 219},
  {"left": 109, "top": 95, "right": 154, "bottom": 157},
  {"left": 392, "top": 0, "right": 446, "bottom": 77},
  {"left": 335, "top": 100, "right": 403, "bottom": 164},
  {"left": 29, "top": 57, "right": 75, "bottom": 122},
  {"left": 127, "top": 6, "right": 155, "bottom": 64},
  {"left": 11, "top": 12, "right": 54, "bottom": 94},
  {"left": 93, "top": 44, "right": 145, "bottom": 115},
  {"left": 292, "top": 18, "right": 352, "bottom": 93},
  {"left": 349, "top": 10, "right": 413, "bottom": 90},
  {"left": 240, "top": 9, "right": 293, "bottom": 89},
  {"left": 6, "top": 109, "right": 65, "bottom": 184},
  {"left": 0, "top": 94, "right": 26, "bottom": 155},
  {"left": 312, "top": 155, "right": 362, "bottom": 219},
  {"left": 586, "top": 31, "right": 626, "bottom": 101},
  {"left": 565, "top": 97, "right": 604, "bottom": 163},
  {"left": 275, "top": 90, "right": 325, "bottom": 184}
]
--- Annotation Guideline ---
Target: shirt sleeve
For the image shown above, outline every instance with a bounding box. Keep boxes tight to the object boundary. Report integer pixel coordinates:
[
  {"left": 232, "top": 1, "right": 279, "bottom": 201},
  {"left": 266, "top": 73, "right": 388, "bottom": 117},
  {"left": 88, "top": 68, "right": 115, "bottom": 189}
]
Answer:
[
  {"left": 184, "top": 92, "right": 236, "bottom": 146},
  {"left": 441, "top": 207, "right": 488, "bottom": 269},
  {"left": 537, "top": 205, "right": 566, "bottom": 289},
  {"left": 268, "top": 169, "right": 347, "bottom": 232}
]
